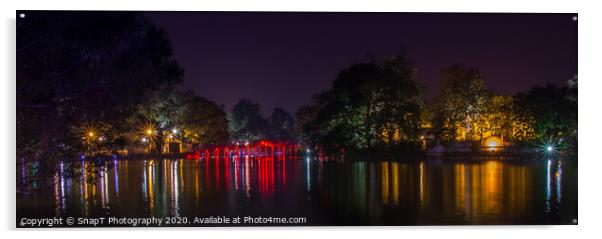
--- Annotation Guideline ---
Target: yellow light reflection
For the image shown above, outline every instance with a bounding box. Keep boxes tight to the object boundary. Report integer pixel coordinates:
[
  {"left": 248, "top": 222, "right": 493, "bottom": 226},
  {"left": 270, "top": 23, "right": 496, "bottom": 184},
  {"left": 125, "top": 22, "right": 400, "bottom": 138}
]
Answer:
[
  {"left": 391, "top": 162, "right": 399, "bottom": 206},
  {"left": 454, "top": 164, "right": 466, "bottom": 214},
  {"left": 381, "top": 162, "right": 389, "bottom": 205}
]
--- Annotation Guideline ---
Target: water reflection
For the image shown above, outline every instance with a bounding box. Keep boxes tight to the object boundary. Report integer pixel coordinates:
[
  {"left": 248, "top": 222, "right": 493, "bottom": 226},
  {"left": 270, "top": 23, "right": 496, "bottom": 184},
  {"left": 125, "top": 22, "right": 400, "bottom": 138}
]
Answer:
[
  {"left": 18, "top": 156, "right": 575, "bottom": 225},
  {"left": 545, "top": 159, "right": 564, "bottom": 215},
  {"left": 419, "top": 161, "right": 426, "bottom": 209}
]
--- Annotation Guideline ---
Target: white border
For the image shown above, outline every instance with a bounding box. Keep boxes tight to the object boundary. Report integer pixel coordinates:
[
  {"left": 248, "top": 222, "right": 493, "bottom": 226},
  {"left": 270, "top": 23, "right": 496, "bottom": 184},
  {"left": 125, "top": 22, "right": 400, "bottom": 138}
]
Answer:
[{"left": 2, "top": 0, "right": 600, "bottom": 238}]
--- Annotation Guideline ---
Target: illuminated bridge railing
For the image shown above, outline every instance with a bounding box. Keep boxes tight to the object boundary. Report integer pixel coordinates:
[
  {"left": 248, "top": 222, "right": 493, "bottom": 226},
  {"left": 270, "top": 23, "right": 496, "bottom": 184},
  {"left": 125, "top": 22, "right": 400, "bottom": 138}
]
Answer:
[{"left": 185, "top": 140, "right": 301, "bottom": 160}]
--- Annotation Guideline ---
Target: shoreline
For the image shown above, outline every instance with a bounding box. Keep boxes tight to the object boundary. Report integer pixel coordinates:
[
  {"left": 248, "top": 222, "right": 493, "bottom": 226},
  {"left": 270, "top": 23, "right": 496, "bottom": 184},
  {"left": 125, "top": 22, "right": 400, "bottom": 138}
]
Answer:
[{"left": 106, "top": 150, "right": 566, "bottom": 163}]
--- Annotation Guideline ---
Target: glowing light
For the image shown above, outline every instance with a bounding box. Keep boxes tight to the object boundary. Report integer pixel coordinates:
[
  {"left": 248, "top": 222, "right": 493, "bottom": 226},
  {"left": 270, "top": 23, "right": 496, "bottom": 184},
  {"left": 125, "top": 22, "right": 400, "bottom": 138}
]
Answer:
[
  {"left": 140, "top": 122, "right": 158, "bottom": 142},
  {"left": 483, "top": 136, "right": 503, "bottom": 152},
  {"left": 141, "top": 137, "right": 147, "bottom": 143},
  {"left": 78, "top": 121, "right": 102, "bottom": 145},
  {"left": 540, "top": 137, "right": 559, "bottom": 157},
  {"left": 172, "top": 128, "right": 178, "bottom": 134}
]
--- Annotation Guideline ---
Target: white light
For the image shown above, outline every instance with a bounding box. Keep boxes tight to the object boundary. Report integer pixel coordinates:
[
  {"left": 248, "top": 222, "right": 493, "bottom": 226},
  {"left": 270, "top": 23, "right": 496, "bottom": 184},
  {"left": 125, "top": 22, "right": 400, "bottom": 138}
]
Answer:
[
  {"left": 19, "top": 13, "right": 25, "bottom": 19},
  {"left": 547, "top": 146, "right": 553, "bottom": 152},
  {"left": 172, "top": 128, "right": 177, "bottom": 134},
  {"left": 142, "top": 137, "right": 147, "bottom": 142},
  {"left": 306, "top": 148, "right": 310, "bottom": 153}
]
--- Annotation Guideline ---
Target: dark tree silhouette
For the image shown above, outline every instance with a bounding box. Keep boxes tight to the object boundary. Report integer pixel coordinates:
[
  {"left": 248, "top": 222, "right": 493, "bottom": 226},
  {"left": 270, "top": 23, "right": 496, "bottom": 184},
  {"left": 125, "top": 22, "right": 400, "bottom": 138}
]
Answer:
[
  {"left": 228, "top": 98, "right": 271, "bottom": 142},
  {"left": 301, "top": 53, "right": 424, "bottom": 153},
  {"left": 17, "top": 12, "right": 183, "bottom": 190},
  {"left": 268, "top": 108, "right": 295, "bottom": 140}
]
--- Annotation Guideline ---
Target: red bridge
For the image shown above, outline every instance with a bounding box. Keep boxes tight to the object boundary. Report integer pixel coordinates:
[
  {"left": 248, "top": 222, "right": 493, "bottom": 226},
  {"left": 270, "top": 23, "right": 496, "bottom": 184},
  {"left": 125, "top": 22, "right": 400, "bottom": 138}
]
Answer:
[{"left": 185, "top": 140, "right": 302, "bottom": 160}]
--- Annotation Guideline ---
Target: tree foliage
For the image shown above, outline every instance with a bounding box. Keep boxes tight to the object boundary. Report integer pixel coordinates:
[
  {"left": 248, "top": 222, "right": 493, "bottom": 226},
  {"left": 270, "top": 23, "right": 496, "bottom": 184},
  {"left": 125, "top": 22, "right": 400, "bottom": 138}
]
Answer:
[
  {"left": 228, "top": 98, "right": 271, "bottom": 142},
  {"left": 269, "top": 108, "right": 295, "bottom": 140},
  {"left": 513, "top": 82, "right": 577, "bottom": 143},
  {"left": 128, "top": 88, "right": 229, "bottom": 152},
  {"left": 432, "top": 65, "right": 490, "bottom": 141},
  {"left": 301, "top": 53, "right": 424, "bottom": 152},
  {"left": 17, "top": 12, "right": 184, "bottom": 187}
]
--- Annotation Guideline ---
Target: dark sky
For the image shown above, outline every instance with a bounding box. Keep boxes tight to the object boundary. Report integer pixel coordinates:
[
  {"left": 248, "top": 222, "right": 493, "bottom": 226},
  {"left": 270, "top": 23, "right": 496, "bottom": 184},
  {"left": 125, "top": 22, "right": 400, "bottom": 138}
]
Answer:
[{"left": 146, "top": 12, "right": 577, "bottom": 115}]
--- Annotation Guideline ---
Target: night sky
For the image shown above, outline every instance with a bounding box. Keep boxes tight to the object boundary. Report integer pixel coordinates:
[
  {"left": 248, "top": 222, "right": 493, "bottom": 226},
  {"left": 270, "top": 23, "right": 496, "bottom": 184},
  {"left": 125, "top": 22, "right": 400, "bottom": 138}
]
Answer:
[{"left": 146, "top": 12, "right": 577, "bottom": 115}]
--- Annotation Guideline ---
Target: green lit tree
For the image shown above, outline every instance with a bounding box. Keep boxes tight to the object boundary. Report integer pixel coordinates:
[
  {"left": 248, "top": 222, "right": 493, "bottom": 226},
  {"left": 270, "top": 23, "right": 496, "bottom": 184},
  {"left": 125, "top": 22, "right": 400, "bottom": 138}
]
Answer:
[
  {"left": 513, "top": 81, "right": 577, "bottom": 144},
  {"left": 228, "top": 98, "right": 272, "bottom": 142}
]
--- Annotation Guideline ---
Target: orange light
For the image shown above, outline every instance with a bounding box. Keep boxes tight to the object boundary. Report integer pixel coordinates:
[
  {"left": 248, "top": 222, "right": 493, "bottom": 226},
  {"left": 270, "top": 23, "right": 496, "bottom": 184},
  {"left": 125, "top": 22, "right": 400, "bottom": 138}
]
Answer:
[{"left": 483, "top": 136, "right": 503, "bottom": 152}]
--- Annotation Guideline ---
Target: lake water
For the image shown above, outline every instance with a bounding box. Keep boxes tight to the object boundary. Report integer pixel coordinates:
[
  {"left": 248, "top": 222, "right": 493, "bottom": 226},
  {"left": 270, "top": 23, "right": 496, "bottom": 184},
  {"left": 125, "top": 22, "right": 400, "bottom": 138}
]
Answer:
[{"left": 16, "top": 155, "right": 577, "bottom": 226}]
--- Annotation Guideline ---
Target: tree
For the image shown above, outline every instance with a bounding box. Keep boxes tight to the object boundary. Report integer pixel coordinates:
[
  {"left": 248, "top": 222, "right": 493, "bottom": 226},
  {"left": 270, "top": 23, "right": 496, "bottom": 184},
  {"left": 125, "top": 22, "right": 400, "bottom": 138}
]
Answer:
[
  {"left": 228, "top": 98, "right": 271, "bottom": 142},
  {"left": 301, "top": 53, "right": 424, "bottom": 152},
  {"left": 17, "top": 12, "right": 183, "bottom": 189},
  {"left": 432, "top": 65, "right": 490, "bottom": 141},
  {"left": 268, "top": 108, "right": 295, "bottom": 140},
  {"left": 127, "top": 87, "right": 181, "bottom": 153},
  {"left": 305, "top": 63, "right": 380, "bottom": 151},
  {"left": 370, "top": 55, "right": 424, "bottom": 145},
  {"left": 178, "top": 92, "right": 229, "bottom": 146},
  {"left": 295, "top": 104, "right": 321, "bottom": 145},
  {"left": 513, "top": 82, "right": 577, "bottom": 143},
  {"left": 128, "top": 89, "right": 229, "bottom": 152}
]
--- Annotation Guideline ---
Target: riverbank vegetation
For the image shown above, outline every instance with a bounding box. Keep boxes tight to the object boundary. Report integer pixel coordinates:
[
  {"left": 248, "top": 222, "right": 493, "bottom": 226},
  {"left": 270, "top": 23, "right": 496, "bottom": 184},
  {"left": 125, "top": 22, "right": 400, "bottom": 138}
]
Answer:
[{"left": 296, "top": 55, "right": 577, "bottom": 157}]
